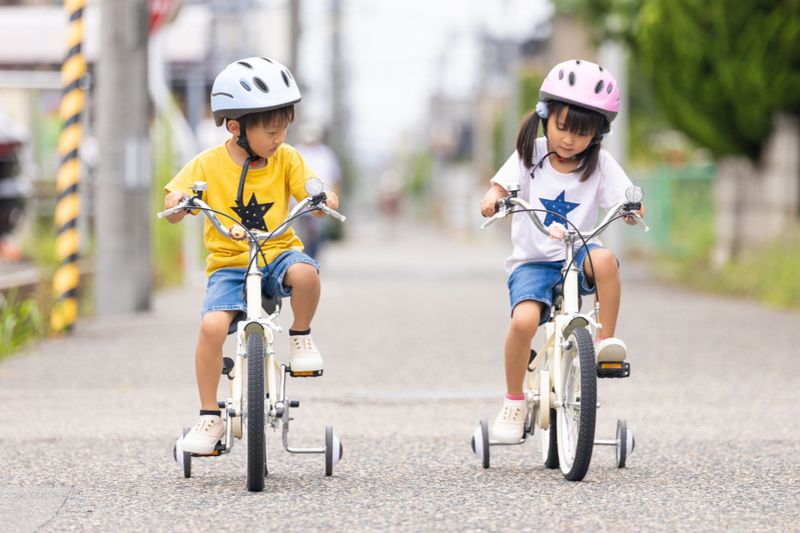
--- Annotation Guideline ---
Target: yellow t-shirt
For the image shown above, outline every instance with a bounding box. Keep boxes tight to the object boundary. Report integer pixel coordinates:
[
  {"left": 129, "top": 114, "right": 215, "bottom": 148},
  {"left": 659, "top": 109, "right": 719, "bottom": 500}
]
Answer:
[{"left": 165, "top": 142, "right": 317, "bottom": 277}]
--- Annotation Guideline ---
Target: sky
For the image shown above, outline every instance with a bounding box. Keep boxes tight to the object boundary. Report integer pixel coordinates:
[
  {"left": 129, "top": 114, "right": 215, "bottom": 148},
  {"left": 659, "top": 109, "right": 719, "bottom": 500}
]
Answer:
[{"left": 296, "top": 0, "right": 552, "bottom": 170}]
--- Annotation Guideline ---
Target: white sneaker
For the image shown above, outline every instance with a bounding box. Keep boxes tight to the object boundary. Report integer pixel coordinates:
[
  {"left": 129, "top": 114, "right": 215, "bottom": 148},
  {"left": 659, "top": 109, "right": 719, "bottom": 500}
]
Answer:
[
  {"left": 289, "top": 334, "right": 324, "bottom": 372},
  {"left": 491, "top": 398, "right": 526, "bottom": 444},
  {"left": 182, "top": 415, "right": 225, "bottom": 454},
  {"left": 595, "top": 337, "right": 627, "bottom": 362}
]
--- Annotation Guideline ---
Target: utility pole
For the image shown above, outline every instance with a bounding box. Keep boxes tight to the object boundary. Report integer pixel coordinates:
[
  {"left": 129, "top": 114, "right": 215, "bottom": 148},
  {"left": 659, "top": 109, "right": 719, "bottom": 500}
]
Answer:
[
  {"left": 95, "top": 0, "right": 151, "bottom": 313},
  {"left": 329, "top": 0, "right": 349, "bottom": 192}
]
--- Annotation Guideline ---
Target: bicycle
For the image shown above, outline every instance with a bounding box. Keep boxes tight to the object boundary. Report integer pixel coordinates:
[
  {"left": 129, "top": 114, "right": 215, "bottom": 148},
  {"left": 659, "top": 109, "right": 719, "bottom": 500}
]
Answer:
[
  {"left": 158, "top": 177, "right": 346, "bottom": 491},
  {"left": 471, "top": 182, "right": 647, "bottom": 481}
]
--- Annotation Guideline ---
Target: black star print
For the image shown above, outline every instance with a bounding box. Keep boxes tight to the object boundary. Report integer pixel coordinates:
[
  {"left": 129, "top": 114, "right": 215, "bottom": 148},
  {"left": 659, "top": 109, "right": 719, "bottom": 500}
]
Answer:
[{"left": 232, "top": 194, "right": 273, "bottom": 231}]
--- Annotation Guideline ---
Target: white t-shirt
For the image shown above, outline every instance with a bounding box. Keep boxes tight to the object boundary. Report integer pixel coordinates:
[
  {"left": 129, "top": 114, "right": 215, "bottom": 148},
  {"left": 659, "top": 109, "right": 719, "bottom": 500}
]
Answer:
[
  {"left": 490, "top": 138, "right": 633, "bottom": 274},
  {"left": 294, "top": 142, "right": 342, "bottom": 188}
]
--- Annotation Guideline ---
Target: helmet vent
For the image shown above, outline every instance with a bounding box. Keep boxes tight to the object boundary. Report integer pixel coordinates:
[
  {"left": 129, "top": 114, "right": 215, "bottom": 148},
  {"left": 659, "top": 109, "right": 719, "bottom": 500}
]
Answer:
[
  {"left": 261, "top": 57, "right": 274, "bottom": 63},
  {"left": 239, "top": 79, "right": 252, "bottom": 91},
  {"left": 237, "top": 61, "right": 253, "bottom": 69},
  {"left": 594, "top": 80, "right": 604, "bottom": 94},
  {"left": 575, "top": 60, "right": 581, "bottom": 64},
  {"left": 211, "top": 92, "right": 234, "bottom": 99},
  {"left": 558, "top": 69, "right": 564, "bottom": 80},
  {"left": 607, "top": 83, "right": 614, "bottom": 94},
  {"left": 568, "top": 72, "right": 576, "bottom": 86},
  {"left": 598, "top": 65, "right": 604, "bottom": 72},
  {"left": 281, "top": 70, "right": 291, "bottom": 87},
  {"left": 253, "top": 77, "right": 269, "bottom": 93}
]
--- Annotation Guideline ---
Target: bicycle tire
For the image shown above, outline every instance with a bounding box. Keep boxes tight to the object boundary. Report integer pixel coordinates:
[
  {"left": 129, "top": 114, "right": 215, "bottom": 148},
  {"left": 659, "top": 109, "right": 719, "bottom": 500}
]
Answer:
[
  {"left": 556, "top": 327, "right": 597, "bottom": 481},
  {"left": 245, "top": 333, "right": 266, "bottom": 492}
]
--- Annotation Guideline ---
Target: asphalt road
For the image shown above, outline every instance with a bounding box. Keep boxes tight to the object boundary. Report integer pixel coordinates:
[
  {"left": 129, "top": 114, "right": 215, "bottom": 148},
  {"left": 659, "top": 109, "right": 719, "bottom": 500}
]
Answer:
[{"left": 2, "top": 225, "right": 799, "bottom": 532}]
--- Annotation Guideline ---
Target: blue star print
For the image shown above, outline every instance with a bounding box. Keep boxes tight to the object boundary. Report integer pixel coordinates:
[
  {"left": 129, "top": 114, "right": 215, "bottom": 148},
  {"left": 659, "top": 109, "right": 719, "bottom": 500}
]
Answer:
[{"left": 539, "top": 190, "right": 580, "bottom": 228}]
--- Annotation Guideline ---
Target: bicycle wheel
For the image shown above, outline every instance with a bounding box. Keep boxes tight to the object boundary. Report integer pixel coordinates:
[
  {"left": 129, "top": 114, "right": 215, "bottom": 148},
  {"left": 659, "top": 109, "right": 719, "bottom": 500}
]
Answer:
[
  {"left": 245, "top": 333, "right": 266, "bottom": 492},
  {"left": 556, "top": 327, "right": 597, "bottom": 481}
]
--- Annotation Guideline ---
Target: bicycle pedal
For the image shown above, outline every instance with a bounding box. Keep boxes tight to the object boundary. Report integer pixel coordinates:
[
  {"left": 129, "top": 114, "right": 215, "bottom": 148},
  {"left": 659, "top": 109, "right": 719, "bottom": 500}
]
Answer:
[
  {"left": 289, "top": 369, "right": 323, "bottom": 378},
  {"left": 596, "top": 361, "right": 630, "bottom": 378}
]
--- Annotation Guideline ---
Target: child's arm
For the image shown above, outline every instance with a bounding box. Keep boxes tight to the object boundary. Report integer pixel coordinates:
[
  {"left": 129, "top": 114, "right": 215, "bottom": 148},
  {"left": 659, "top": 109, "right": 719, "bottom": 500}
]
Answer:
[
  {"left": 164, "top": 191, "right": 189, "bottom": 224},
  {"left": 480, "top": 183, "right": 509, "bottom": 217}
]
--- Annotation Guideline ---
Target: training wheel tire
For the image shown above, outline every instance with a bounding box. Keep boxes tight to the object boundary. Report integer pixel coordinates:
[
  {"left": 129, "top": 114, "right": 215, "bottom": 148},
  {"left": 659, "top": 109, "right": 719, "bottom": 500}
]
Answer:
[
  {"left": 616, "top": 419, "right": 634, "bottom": 468},
  {"left": 173, "top": 427, "right": 192, "bottom": 478},
  {"left": 471, "top": 419, "right": 491, "bottom": 469},
  {"left": 325, "top": 426, "right": 343, "bottom": 476}
]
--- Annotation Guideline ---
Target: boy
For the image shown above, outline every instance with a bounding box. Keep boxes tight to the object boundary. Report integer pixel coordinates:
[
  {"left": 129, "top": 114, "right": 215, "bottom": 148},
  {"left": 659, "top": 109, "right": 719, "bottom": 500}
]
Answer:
[{"left": 163, "top": 57, "right": 339, "bottom": 454}]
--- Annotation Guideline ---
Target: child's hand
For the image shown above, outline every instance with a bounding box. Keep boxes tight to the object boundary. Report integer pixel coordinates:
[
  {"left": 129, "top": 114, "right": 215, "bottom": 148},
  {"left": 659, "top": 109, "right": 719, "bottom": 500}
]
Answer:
[
  {"left": 312, "top": 191, "right": 339, "bottom": 218},
  {"left": 230, "top": 223, "right": 247, "bottom": 241},
  {"left": 548, "top": 222, "right": 567, "bottom": 241},
  {"left": 624, "top": 203, "right": 646, "bottom": 225},
  {"left": 480, "top": 192, "right": 504, "bottom": 217},
  {"left": 165, "top": 191, "right": 188, "bottom": 209},
  {"left": 325, "top": 191, "right": 339, "bottom": 212},
  {"left": 164, "top": 191, "right": 188, "bottom": 223}
]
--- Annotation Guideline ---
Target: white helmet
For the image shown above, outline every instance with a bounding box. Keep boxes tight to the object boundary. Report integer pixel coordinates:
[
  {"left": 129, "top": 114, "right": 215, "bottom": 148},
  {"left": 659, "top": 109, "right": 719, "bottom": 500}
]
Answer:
[{"left": 211, "top": 57, "right": 301, "bottom": 127}]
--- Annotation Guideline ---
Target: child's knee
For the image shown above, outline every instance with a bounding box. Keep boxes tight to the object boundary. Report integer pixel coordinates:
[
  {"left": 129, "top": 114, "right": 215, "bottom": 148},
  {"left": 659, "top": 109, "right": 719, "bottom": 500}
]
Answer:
[
  {"left": 584, "top": 249, "right": 618, "bottom": 277},
  {"left": 509, "top": 302, "right": 542, "bottom": 339},
  {"left": 199, "top": 312, "right": 233, "bottom": 345},
  {"left": 283, "top": 262, "right": 319, "bottom": 288}
]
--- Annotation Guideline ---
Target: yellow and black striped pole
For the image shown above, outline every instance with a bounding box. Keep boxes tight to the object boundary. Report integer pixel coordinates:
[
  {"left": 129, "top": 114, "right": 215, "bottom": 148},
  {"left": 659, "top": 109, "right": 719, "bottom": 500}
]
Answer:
[{"left": 51, "top": 0, "right": 86, "bottom": 333}]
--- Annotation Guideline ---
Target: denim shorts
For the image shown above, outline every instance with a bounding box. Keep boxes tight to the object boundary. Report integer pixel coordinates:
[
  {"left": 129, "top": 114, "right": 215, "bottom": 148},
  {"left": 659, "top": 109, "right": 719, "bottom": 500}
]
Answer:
[
  {"left": 508, "top": 244, "right": 616, "bottom": 325},
  {"left": 202, "top": 250, "right": 320, "bottom": 334}
]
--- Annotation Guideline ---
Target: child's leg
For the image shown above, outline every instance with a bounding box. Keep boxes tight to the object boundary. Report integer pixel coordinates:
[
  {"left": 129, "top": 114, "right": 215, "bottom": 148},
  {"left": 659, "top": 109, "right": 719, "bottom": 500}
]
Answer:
[
  {"left": 504, "top": 300, "right": 544, "bottom": 396},
  {"left": 582, "top": 248, "right": 621, "bottom": 336},
  {"left": 196, "top": 310, "right": 238, "bottom": 410},
  {"left": 282, "top": 262, "right": 320, "bottom": 331}
]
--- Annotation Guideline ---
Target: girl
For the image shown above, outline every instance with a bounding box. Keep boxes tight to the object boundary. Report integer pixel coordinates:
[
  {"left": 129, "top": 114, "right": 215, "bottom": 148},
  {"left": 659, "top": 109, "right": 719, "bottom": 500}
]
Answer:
[{"left": 480, "top": 59, "right": 645, "bottom": 443}]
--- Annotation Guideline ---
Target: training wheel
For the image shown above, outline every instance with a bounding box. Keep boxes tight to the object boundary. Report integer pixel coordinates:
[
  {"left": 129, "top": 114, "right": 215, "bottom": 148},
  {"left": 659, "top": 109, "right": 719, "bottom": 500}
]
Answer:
[
  {"left": 616, "top": 419, "right": 635, "bottom": 468},
  {"left": 325, "top": 426, "right": 343, "bottom": 476},
  {"left": 173, "top": 427, "right": 192, "bottom": 478},
  {"left": 471, "top": 420, "right": 490, "bottom": 469}
]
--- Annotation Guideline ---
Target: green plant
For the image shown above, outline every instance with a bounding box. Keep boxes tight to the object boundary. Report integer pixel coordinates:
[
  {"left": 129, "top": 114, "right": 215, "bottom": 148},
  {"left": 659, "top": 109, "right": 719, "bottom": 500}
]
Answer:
[
  {"left": 0, "top": 287, "right": 45, "bottom": 359},
  {"left": 553, "top": 0, "right": 800, "bottom": 161}
]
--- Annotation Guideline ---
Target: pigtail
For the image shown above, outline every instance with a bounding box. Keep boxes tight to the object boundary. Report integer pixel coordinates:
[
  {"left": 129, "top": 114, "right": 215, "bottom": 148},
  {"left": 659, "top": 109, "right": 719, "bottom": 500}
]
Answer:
[{"left": 516, "top": 111, "right": 541, "bottom": 169}]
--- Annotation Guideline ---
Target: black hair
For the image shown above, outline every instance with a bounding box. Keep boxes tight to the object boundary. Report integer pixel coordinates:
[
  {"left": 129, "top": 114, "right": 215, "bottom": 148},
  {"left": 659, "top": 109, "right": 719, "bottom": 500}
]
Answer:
[
  {"left": 516, "top": 101, "right": 609, "bottom": 182},
  {"left": 226, "top": 104, "right": 295, "bottom": 133}
]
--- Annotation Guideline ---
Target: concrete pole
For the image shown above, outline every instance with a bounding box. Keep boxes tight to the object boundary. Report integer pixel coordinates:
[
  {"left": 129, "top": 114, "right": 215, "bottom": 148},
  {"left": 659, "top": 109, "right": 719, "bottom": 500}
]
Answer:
[{"left": 95, "top": 0, "right": 151, "bottom": 314}]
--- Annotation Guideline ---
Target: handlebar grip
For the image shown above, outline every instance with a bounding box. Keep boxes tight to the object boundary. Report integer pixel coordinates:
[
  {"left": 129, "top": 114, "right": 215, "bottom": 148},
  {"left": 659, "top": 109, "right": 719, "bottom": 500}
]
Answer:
[
  {"left": 320, "top": 204, "right": 346, "bottom": 222},
  {"left": 480, "top": 216, "right": 499, "bottom": 231}
]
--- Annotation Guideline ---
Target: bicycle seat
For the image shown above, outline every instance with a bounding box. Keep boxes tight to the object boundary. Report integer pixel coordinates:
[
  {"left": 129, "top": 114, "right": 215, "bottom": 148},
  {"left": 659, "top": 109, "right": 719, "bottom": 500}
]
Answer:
[
  {"left": 551, "top": 283, "right": 582, "bottom": 311},
  {"left": 262, "top": 295, "right": 277, "bottom": 315}
]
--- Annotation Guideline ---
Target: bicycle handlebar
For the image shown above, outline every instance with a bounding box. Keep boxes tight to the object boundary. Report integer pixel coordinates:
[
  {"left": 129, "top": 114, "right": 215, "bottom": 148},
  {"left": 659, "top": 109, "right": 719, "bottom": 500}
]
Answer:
[
  {"left": 480, "top": 196, "right": 649, "bottom": 236},
  {"left": 156, "top": 194, "right": 346, "bottom": 242}
]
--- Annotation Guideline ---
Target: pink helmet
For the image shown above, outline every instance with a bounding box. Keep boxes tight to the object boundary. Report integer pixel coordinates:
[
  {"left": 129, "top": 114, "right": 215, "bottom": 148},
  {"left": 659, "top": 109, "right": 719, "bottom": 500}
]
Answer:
[{"left": 539, "top": 59, "right": 620, "bottom": 123}]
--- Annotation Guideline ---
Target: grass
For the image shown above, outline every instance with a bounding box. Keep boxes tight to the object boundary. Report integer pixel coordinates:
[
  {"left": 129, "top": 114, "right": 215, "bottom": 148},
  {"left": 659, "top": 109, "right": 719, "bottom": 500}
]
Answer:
[{"left": 0, "top": 286, "right": 45, "bottom": 360}]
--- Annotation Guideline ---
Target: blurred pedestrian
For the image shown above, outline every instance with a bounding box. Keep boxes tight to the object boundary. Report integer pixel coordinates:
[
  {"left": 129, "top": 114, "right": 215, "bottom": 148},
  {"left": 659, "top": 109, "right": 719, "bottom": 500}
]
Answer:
[{"left": 294, "top": 122, "right": 342, "bottom": 258}]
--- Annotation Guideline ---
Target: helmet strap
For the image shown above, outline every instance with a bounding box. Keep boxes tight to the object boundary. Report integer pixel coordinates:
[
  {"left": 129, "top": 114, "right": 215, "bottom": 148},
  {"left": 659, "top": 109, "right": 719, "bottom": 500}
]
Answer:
[
  {"left": 233, "top": 115, "right": 264, "bottom": 210},
  {"left": 235, "top": 116, "right": 262, "bottom": 162}
]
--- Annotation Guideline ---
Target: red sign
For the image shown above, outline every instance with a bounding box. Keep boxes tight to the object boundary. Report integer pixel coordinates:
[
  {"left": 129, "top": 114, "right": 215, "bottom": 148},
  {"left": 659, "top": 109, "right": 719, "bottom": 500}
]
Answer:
[{"left": 149, "top": 0, "right": 183, "bottom": 34}]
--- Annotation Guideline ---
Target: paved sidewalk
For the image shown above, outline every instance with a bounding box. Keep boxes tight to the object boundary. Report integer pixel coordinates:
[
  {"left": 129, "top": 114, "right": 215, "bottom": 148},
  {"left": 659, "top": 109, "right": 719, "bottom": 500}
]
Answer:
[{"left": 2, "top": 225, "right": 800, "bottom": 532}]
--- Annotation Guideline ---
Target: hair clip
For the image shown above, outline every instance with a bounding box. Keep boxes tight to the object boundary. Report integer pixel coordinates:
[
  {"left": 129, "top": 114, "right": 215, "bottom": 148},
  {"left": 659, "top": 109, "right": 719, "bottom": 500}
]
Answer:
[{"left": 535, "top": 101, "right": 549, "bottom": 119}]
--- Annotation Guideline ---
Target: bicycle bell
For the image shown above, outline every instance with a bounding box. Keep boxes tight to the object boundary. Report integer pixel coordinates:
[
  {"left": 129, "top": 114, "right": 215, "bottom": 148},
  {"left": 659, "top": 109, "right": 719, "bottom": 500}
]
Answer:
[
  {"left": 507, "top": 182, "right": 521, "bottom": 197},
  {"left": 625, "top": 185, "right": 643, "bottom": 203},
  {"left": 304, "top": 177, "right": 324, "bottom": 196}
]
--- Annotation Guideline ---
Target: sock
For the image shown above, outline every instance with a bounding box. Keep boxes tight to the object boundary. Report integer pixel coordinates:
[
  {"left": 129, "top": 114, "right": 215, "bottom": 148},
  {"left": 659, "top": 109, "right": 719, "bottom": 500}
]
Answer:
[
  {"left": 200, "top": 409, "right": 221, "bottom": 417},
  {"left": 289, "top": 328, "right": 311, "bottom": 336},
  {"left": 595, "top": 337, "right": 608, "bottom": 343},
  {"left": 505, "top": 393, "right": 525, "bottom": 401}
]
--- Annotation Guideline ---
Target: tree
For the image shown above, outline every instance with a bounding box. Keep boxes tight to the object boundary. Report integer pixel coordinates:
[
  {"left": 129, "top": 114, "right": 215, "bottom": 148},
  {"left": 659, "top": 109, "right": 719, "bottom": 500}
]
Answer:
[{"left": 555, "top": 0, "right": 800, "bottom": 160}]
